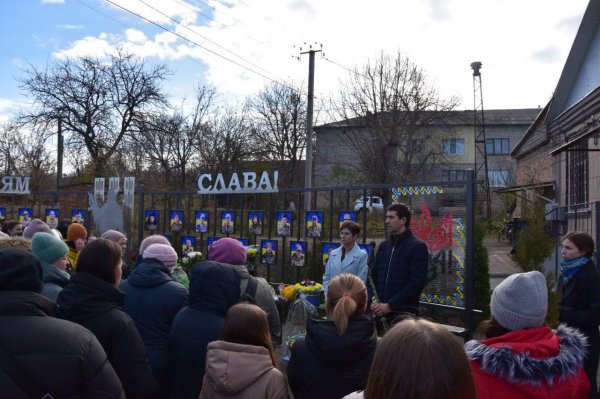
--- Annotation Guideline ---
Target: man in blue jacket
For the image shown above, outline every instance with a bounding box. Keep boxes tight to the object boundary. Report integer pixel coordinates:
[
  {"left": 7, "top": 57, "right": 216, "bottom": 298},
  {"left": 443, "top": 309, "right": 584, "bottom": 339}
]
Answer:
[{"left": 371, "top": 203, "right": 428, "bottom": 332}]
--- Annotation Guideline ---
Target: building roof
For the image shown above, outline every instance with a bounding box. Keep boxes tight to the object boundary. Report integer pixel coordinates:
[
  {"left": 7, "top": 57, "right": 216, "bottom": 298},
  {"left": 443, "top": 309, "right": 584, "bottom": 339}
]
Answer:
[
  {"left": 511, "top": 104, "right": 548, "bottom": 158},
  {"left": 315, "top": 108, "right": 540, "bottom": 130},
  {"left": 546, "top": 0, "right": 600, "bottom": 123}
]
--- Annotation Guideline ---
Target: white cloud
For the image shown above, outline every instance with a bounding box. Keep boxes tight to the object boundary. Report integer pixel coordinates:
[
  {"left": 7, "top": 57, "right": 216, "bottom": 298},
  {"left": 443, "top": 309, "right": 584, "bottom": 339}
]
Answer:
[
  {"left": 47, "top": 0, "right": 589, "bottom": 110},
  {"left": 57, "top": 24, "right": 85, "bottom": 30},
  {"left": 41, "top": 0, "right": 65, "bottom": 4}
]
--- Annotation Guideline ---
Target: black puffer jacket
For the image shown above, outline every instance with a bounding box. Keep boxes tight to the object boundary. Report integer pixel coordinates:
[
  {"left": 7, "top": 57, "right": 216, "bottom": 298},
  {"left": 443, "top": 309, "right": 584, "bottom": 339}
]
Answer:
[
  {"left": 169, "top": 262, "right": 241, "bottom": 399},
  {"left": 120, "top": 257, "right": 188, "bottom": 396},
  {"left": 57, "top": 272, "right": 157, "bottom": 399},
  {"left": 0, "top": 290, "right": 125, "bottom": 398},
  {"left": 288, "top": 314, "right": 377, "bottom": 399}
]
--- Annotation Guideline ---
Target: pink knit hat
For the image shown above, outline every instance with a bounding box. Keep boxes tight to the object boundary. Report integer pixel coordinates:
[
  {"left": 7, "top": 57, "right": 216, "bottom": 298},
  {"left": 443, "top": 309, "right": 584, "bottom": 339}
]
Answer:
[
  {"left": 208, "top": 237, "right": 246, "bottom": 265},
  {"left": 143, "top": 243, "right": 178, "bottom": 269},
  {"left": 139, "top": 235, "right": 171, "bottom": 255}
]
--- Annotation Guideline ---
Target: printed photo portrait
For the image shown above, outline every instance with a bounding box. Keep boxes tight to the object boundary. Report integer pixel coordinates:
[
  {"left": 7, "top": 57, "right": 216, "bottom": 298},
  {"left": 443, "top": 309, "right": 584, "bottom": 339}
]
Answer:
[
  {"left": 305, "top": 211, "right": 323, "bottom": 238},
  {"left": 18, "top": 208, "right": 34, "bottom": 227},
  {"left": 221, "top": 211, "right": 235, "bottom": 235},
  {"left": 338, "top": 211, "right": 356, "bottom": 229},
  {"left": 236, "top": 238, "right": 249, "bottom": 247},
  {"left": 195, "top": 211, "right": 209, "bottom": 233},
  {"left": 182, "top": 235, "right": 195, "bottom": 256},
  {"left": 248, "top": 210, "right": 263, "bottom": 235},
  {"left": 71, "top": 209, "right": 85, "bottom": 225},
  {"left": 276, "top": 211, "right": 292, "bottom": 237},
  {"left": 322, "top": 242, "right": 340, "bottom": 268},
  {"left": 170, "top": 210, "right": 184, "bottom": 232},
  {"left": 290, "top": 241, "right": 307, "bottom": 267},
  {"left": 45, "top": 209, "right": 59, "bottom": 228},
  {"left": 145, "top": 210, "right": 159, "bottom": 231},
  {"left": 0, "top": 207, "right": 5, "bottom": 222},
  {"left": 261, "top": 239, "right": 277, "bottom": 265}
]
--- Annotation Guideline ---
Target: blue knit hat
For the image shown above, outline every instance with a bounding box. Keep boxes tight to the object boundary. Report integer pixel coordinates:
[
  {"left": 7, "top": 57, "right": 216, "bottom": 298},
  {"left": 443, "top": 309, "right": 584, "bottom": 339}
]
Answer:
[{"left": 31, "top": 232, "right": 69, "bottom": 264}]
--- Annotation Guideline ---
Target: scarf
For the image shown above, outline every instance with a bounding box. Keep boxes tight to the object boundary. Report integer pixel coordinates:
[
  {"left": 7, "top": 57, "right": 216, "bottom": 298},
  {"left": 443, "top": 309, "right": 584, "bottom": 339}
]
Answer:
[{"left": 560, "top": 256, "right": 589, "bottom": 286}]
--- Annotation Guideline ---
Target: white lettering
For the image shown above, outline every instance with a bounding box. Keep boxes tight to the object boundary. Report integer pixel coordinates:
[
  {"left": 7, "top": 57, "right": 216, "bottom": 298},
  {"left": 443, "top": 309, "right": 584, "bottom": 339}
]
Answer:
[
  {"left": 197, "top": 171, "right": 279, "bottom": 194},
  {"left": 213, "top": 174, "right": 226, "bottom": 192},
  {"left": 0, "top": 176, "right": 30, "bottom": 194},
  {"left": 257, "top": 171, "right": 272, "bottom": 191},
  {"left": 198, "top": 174, "right": 212, "bottom": 192},
  {"left": 1, "top": 176, "right": 12, "bottom": 192},
  {"left": 228, "top": 174, "right": 241, "bottom": 191},
  {"left": 243, "top": 172, "right": 257, "bottom": 190},
  {"left": 14, "top": 177, "right": 30, "bottom": 193}
]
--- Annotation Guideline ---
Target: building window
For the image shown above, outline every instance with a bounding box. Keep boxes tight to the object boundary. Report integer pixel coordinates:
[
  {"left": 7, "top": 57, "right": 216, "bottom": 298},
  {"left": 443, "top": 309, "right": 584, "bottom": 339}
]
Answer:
[
  {"left": 488, "top": 170, "right": 509, "bottom": 187},
  {"left": 442, "top": 138, "right": 465, "bottom": 155},
  {"left": 442, "top": 170, "right": 466, "bottom": 181},
  {"left": 411, "top": 139, "right": 424, "bottom": 155},
  {"left": 567, "top": 140, "right": 588, "bottom": 206},
  {"left": 486, "top": 138, "right": 510, "bottom": 154}
]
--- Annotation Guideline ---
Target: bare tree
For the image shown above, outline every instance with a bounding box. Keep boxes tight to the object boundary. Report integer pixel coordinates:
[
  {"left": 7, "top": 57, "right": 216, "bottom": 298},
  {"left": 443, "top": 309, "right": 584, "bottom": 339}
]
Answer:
[
  {"left": 198, "top": 104, "right": 254, "bottom": 178},
  {"left": 19, "top": 51, "right": 169, "bottom": 176},
  {"left": 332, "top": 51, "right": 460, "bottom": 184},
  {"left": 0, "top": 121, "right": 55, "bottom": 190},
  {"left": 132, "top": 85, "right": 217, "bottom": 188},
  {"left": 248, "top": 82, "right": 307, "bottom": 187}
]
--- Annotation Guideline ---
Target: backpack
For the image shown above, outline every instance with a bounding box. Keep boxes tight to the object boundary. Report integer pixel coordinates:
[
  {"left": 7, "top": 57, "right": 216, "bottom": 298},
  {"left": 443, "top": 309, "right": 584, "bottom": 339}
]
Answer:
[{"left": 240, "top": 275, "right": 258, "bottom": 304}]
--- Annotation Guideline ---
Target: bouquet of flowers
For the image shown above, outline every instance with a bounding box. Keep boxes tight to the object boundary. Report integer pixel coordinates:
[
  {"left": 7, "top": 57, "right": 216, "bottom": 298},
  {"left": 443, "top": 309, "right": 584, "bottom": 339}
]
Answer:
[
  {"left": 245, "top": 245, "right": 259, "bottom": 270},
  {"left": 177, "top": 251, "right": 205, "bottom": 273},
  {"left": 294, "top": 279, "right": 323, "bottom": 295}
]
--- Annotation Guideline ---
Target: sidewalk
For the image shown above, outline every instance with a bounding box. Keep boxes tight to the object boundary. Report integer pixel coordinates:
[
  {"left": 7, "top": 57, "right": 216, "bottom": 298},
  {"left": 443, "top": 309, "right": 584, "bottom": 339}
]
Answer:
[{"left": 484, "top": 236, "right": 520, "bottom": 290}]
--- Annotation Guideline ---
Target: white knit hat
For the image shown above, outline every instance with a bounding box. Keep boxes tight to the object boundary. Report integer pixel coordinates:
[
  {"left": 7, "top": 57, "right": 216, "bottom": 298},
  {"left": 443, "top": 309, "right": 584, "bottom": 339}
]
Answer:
[{"left": 491, "top": 271, "right": 547, "bottom": 331}]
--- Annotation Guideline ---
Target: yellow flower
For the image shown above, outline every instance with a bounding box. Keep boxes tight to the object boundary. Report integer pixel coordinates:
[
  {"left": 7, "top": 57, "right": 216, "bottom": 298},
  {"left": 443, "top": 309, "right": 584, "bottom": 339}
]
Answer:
[
  {"left": 294, "top": 282, "right": 323, "bottom": 294},
  {"left": 282, "top": 285, "right": 297, "bottom": 301}
]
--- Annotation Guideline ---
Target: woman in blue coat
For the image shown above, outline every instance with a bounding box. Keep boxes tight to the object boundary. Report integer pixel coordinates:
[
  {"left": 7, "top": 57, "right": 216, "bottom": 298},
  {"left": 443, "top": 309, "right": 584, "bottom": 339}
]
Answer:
[
  {"left": 120, "top": 243, "right": 188, "bottom": 398},
  {"left": 323, "top": 221, "right": 368, "bottom": 296}
]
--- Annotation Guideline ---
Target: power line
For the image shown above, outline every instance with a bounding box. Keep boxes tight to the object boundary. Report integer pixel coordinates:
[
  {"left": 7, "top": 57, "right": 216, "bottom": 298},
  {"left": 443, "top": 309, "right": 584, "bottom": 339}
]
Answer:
[
  {"left": 133, "top": 0, "right": 287, "bottom": 84},
  {"left": 102, "top": 0, "right": 297, "bottom": 90}
]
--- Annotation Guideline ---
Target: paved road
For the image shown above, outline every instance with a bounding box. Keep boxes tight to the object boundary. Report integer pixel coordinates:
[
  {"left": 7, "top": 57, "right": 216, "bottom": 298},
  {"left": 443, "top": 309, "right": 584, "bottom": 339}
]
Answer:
[{"left": 484, "top": 236, "right": 520, "bottom": 290}]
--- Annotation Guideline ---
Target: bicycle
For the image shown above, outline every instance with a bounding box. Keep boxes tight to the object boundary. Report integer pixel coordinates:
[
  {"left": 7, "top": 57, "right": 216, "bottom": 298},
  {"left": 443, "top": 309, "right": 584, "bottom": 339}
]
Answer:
[{"left": 497, "top": 219, "right": 513, "bottom": 243}]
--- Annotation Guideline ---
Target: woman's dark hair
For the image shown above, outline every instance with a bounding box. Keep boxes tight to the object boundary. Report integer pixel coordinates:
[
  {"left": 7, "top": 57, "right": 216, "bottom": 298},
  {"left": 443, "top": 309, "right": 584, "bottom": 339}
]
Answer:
[
  {"left": 364, "top": 319, "right": 477, "bottom": 399},
  {"left": 340, "top": 221, "right": 361, "bottom": 236},
  {"left": 479, "top": 318, "right": 511, "bottom": 339},
  {"left": 221, "top": 303, "right": 277, "bottom": 367},
  {"left": 1, "top": 220, "right": 21, "bottom": 235},
  {"left": 563, "top": 231, "right": 595, "bottom": 257},
  {"left": 76, "top": 238, "right": 123, "bottom": 284},
  {"left": 326, "top": 273, "right": 367, "bottom": 336}
]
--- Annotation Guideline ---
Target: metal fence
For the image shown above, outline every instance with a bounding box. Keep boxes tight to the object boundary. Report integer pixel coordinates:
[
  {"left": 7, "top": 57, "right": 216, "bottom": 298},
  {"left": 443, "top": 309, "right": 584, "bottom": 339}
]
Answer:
[{"left": 0, "top": 172, "right": 478, "bottom": 333}]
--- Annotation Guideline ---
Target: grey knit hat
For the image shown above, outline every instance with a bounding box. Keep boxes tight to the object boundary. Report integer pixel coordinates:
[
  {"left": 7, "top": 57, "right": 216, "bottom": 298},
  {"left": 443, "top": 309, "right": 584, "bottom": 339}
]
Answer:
[
  {"left": 491, "top": 271, "right": 547, "bottom": 331},
  {"left": 23, "top": 219, "right": 52, "bottom": 239}
]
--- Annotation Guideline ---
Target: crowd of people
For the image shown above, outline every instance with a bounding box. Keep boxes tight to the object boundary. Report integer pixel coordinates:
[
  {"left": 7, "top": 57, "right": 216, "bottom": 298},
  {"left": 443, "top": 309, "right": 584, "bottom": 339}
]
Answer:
[{"left": 0, "top": 203, "right": 598, "bottom": 399}]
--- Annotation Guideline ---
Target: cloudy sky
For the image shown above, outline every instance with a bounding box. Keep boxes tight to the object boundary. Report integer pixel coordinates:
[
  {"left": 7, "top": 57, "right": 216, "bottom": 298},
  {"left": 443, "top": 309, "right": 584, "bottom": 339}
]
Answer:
[{"left": 0, "top": 0, "right": 590, "bottom": 124}]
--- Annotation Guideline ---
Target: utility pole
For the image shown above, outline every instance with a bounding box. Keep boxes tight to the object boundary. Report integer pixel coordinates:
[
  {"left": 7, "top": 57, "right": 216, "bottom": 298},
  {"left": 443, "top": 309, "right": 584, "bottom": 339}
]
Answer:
[
  {"left": 57, "top": 116, "right": 63, "bottom": 190},
  {"left": 471, "top": 61, "right": 492, "bottom": 225},
  {"left": 299, "top": 43, "right": 322, "bottom": 210}
]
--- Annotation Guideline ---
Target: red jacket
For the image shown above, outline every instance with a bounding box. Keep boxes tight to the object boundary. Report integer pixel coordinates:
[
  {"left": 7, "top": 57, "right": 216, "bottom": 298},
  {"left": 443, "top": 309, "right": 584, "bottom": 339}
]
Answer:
[{"left": 465, "top": 325, "right": 590, "bottom": 399}]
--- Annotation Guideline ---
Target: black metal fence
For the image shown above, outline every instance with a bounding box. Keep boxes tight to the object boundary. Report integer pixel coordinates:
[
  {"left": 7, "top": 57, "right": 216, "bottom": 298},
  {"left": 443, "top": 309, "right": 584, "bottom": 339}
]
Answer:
[{"left": 0, "top": 172, "right": 478, "bottom": 333}]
